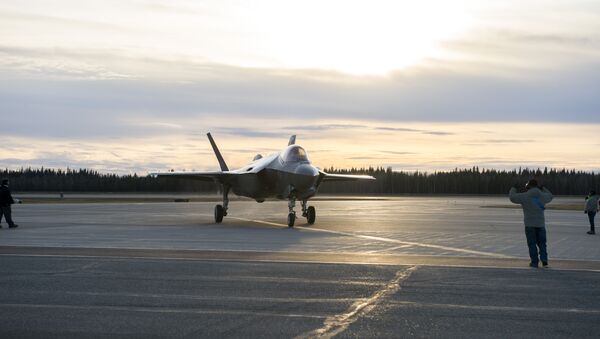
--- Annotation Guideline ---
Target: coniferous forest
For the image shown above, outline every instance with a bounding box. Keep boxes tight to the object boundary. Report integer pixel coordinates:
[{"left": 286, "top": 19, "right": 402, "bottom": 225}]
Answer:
[{"left": 1, "top": 167, "right": 598, "bottom": 195}]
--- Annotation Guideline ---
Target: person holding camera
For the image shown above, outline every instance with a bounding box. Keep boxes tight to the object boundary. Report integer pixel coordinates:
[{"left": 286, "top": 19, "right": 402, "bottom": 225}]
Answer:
[
  {"left": 584, "top": 190, "right": 599, "bottom": 235},
  {"left": 0, "top": 179, "right": 19, "bottom": 229},
  {"left": 509, "top": 179, "right": 553, "bottom": 268}
]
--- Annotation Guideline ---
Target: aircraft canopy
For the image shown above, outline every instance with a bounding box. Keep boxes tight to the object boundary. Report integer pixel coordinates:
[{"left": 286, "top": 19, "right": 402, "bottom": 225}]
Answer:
[{"left": 281, "top": 145, "right": 309, "bottom": 163}]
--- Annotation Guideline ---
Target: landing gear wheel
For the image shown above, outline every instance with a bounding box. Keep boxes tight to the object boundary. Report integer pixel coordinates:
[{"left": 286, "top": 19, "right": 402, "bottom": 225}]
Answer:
[
  {"left": 287, "top": 212, "right": 296, "bottom": 228},
  {"left": 306, "top": 206, "right": 316, "bottom": 224},
  {"left": 214, "top": 204, "right": 224, "bottom": 223}
]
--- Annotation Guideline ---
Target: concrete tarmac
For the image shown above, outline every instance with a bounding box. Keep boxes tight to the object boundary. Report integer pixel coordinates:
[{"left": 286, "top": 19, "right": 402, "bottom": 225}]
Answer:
[{"left": 1, "top": 197, "right": 599, "bottom": 338}]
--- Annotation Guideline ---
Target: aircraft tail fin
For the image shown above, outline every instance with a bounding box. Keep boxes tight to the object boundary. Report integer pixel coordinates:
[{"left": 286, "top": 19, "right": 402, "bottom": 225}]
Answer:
[
  {"left": 288, "top": 135, "right": 296, "bottom": 146},
  {"left": 207, "top": 133, "right": 229, "bottom": 172}
]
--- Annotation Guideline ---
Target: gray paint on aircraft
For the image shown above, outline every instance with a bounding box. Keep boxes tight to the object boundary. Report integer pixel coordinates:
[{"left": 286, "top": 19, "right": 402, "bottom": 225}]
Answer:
[{"left": 152, "top": 133, "right": 375, "bottom": 226}]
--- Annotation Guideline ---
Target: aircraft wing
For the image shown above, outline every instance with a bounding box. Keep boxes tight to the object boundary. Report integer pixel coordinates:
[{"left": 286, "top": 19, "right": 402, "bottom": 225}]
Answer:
[
  {"left": 319, "top": 171, "right": 376, "bottom": 182},
  {"left": 150, "top": 171, "right": 237, "bottom": 184}
]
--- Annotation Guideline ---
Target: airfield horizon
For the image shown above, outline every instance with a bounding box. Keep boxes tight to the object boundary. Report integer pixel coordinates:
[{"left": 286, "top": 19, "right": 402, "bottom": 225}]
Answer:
[{"left": 9, "top": 193, "right": 586, "bottom": 211}]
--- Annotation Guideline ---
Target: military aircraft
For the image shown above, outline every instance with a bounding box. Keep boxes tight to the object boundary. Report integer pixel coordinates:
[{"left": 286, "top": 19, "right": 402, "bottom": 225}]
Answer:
[{"left": 152, "top": 133, "right": 375, "bottom": 227}]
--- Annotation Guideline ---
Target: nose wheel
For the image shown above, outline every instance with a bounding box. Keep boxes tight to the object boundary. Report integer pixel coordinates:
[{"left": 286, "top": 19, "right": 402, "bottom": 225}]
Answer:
[
  {"left": 287, "top": 196, "right": 296, "bottom": 227},
  {"left": 287, "top": 212, "right": 296, "bottom": 227}
]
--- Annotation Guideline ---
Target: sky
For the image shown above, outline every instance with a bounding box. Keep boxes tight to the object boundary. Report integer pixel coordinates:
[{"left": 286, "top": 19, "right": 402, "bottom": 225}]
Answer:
[{"left": 0, "top": 0, "right": 599, "bottom": 174}]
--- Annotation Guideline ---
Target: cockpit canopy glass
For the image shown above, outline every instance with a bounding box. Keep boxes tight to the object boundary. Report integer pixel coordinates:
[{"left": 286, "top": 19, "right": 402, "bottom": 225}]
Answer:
[{"left": 281, "top": 145, "right": 309, "bottom": 163}]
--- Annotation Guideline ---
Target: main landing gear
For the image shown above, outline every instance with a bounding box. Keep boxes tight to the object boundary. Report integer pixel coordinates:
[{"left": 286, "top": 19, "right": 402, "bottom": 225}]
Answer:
[
  {"left": 214, "top": 185, "right": 230, "bottom": 223},
  {"left": 287, "top": 198, "right": 316, "bottom": 228},
  {"left": 287, "top": 198, "right": 296, "bottom": 227},
  {"left": 302, "top": 200, "right": 316, "bottom": 225}
]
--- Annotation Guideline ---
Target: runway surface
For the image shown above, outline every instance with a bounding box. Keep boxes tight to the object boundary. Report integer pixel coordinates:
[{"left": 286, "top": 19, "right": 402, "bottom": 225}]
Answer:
[{"left": 1, "top": 196, "right": 599, "bottom": 338}]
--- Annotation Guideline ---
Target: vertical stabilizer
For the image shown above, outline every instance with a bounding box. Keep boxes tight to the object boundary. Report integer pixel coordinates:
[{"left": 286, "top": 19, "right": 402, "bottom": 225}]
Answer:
[
  {"left": 288, "top": 135, "right": 296, "bottom": 146},
  {"left": 207, "top": 133, "right": 229, "bottom": 172}
]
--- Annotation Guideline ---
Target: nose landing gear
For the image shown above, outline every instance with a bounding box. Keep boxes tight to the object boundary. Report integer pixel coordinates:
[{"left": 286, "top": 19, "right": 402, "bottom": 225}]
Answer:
[{"left": 287, "top": 198, "right": 296, "bottom": 227}]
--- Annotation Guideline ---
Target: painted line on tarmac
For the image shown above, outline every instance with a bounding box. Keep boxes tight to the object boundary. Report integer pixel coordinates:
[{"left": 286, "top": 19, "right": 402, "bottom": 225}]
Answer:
[
  {"left": 0, "top": 303, "right": 325, "bottom": 319},
  {"left": 310, "top": 228, "right": 514, "bottom": 259},
  {"left": 296, "top": 266, "right": 419, "bottom": 339},
  {"left": 390, "top": 300, "right": 600, "bottom": 314},
  {"left": 229, "top": 216, "right": 513, "bottom": 259},
  {"left": 2, "top": 250, "right": 600, "bottom": 272},
  {"left": 56, "top": 291, "right": 368, "bottom": 304}
]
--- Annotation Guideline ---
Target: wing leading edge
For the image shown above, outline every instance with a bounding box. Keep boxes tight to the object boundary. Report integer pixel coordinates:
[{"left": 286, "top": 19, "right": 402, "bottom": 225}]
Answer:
[
  {"left": 149, "top": 171, "right": 237, "bottom": 184},
  {"left": 319, "top": 171, "right": 376, "bottom": 182}
]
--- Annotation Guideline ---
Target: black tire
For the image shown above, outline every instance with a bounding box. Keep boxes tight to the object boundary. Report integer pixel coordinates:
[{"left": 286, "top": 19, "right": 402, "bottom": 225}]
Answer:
[
  {"left": 287, "top": 212, "right": 295, "bottom": 228},
  {"left": 214, "top": 204, "right": 224, "bottom": 223},
  {"left": 306, "top": 206, "right": 316, "bottom": 224}
]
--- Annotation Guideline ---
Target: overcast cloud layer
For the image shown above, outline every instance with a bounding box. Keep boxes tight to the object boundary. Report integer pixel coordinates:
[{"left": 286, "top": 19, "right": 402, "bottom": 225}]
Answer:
[{"left": 0, "top": 0, "right": 599, "bottom": 173}]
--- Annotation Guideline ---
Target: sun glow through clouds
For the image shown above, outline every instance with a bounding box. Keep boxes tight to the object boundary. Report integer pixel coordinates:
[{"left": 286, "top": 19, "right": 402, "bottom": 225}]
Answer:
[
  {"left": 240, "top": 1, "right": 475, "bottom": 75},
  {"left": 1, "top": 1, "right": 599, "bottom": 174}
]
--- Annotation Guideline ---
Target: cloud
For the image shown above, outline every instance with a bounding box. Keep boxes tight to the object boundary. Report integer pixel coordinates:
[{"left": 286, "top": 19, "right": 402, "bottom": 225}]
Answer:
[
  {"left": 379, "top": 150, "right": 416, "bottom": 155},
  {"left": 0, "top": 10, "right": 128, "bottom": 33},
  {"left": 282, "top": 124, "right": 366, "bottom": 131},
  {"left": 374, "top": 127, "right": 421, "bottom": 132},
  {"left": 0, "top": 154, "right": 163, "bottom": 174},
  {"left": 1, "top": 46, "right": 600, "bottom": 143},
  {"left": 482, "top": 139, "right": 536, "bottom": 144},
  {"left": 421, "top": 131, "right": 454, "bottom": 136},
  {"left": 464, "top": 139, "right": 536, "bottom": 146},
  {"left": 227, "top": 148, "right": 281, "bottom": 153},
  {"left": 347, "top": 156, "right": 385, "bottom": 160},
  {"left": 374, "top": 127, "right": 454, "bottom": 136},
  {"left": 214, "top": 128, "right": 289, "bottom": 139}
]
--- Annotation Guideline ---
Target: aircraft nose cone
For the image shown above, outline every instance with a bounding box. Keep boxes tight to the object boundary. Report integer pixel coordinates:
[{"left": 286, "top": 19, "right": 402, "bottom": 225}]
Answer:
[{"left": 295, "top": 164, "right": 319, "bottom": 177}]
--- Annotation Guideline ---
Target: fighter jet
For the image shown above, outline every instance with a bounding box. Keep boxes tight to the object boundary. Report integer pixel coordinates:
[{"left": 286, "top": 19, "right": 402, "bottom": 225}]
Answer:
[{"left": 152, "top": 133, "right": 375, "bottom": 227}]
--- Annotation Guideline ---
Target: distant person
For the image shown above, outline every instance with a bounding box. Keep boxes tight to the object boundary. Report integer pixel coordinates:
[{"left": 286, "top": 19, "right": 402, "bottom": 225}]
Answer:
[
  {"left": 509, "top": 179, "right": 553, "bottom": 268},
  {"left": 584, "top": 190, "right": 599, "bottom": 235},
  {"left": 0, "top": 179, "right": 19, "bottom": 229}
]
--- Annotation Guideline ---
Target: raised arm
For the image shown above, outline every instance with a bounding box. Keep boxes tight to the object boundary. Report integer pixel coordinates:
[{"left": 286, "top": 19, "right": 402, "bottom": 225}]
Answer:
[
  {"left": 540, "top": 187, "right": 553, "bottom": 204},
  {"left": 509, "top": 187, "right": 527, "bottom": 204}
]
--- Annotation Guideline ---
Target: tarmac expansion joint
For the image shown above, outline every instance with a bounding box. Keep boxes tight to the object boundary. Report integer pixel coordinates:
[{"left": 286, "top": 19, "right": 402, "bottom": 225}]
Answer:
[{"left": 295, "top": 265, "right": 419, "bottom": 339}]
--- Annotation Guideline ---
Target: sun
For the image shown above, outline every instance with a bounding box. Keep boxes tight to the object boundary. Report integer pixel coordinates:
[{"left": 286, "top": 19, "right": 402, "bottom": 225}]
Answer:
[{"left": 244, "top": 1, "right": 474, "bottom": 75}]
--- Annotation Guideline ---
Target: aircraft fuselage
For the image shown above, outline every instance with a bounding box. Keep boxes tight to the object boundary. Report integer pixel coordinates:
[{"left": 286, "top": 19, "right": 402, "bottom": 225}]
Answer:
[
  {"left": 153, "top": 133, "right": 375, "bottom": 227},
  {"left": 228, "top": 149, "right": 320, "bottom": 201}
]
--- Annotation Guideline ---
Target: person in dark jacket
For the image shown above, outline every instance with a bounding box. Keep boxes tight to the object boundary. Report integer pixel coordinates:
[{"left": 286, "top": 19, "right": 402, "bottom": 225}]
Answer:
[
  {"left": 0, "top": 179, "right": 19, "bottom": 228},
  {"left": 584, "top": 190, "right": 599, "bottom": 235},
  {"left": 509, "top": 179, "right": 553, "bottom": 268}
]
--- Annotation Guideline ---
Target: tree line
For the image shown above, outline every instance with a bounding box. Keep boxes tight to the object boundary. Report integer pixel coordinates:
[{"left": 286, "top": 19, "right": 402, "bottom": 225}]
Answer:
[
  {"left": 1, "top": 167, "right": 598, "bottom": 195},
  {"left": 320, "top": 166, "right": 599, "bottom": 195}
]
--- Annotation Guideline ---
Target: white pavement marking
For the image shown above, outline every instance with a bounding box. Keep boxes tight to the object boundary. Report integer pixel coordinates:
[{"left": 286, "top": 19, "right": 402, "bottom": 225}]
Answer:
[
  {"left": 229, "top": 216, "right": 513, "bottom": 259},
  {"left": 0, "top": 303, "right": 325, "bottom": 319},
  {"left": 310, "top": 229, "right": 515, "bottom": 259},
  {"left": 390, "top": 301, "right": 600, "bottom": 314},
  {"left": 295, "top": 266, "right": 419, "bottom": 339},
  {"left": 365, "top": 244, "right": 414, "bottom": 254},
  {"left": 3, "top": 252, "right": 600, "bottom": 272},
  {"left": 58, "top": 291, "right": 367, "bottom": 304}
]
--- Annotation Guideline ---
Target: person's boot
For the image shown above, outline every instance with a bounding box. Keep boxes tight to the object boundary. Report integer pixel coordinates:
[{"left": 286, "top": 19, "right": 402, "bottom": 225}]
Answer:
[
  {"left": 529, "top": 262, "right": 538, "bottom": 268},
  {"left": 542, "top": 261, "right": 549, "bottom": 268},
  {"left": 8, "top": 224, "right": 18, "bottom": 228},
  {"left": 587, "top": 230, "right": 596, "bottom": 235}
]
